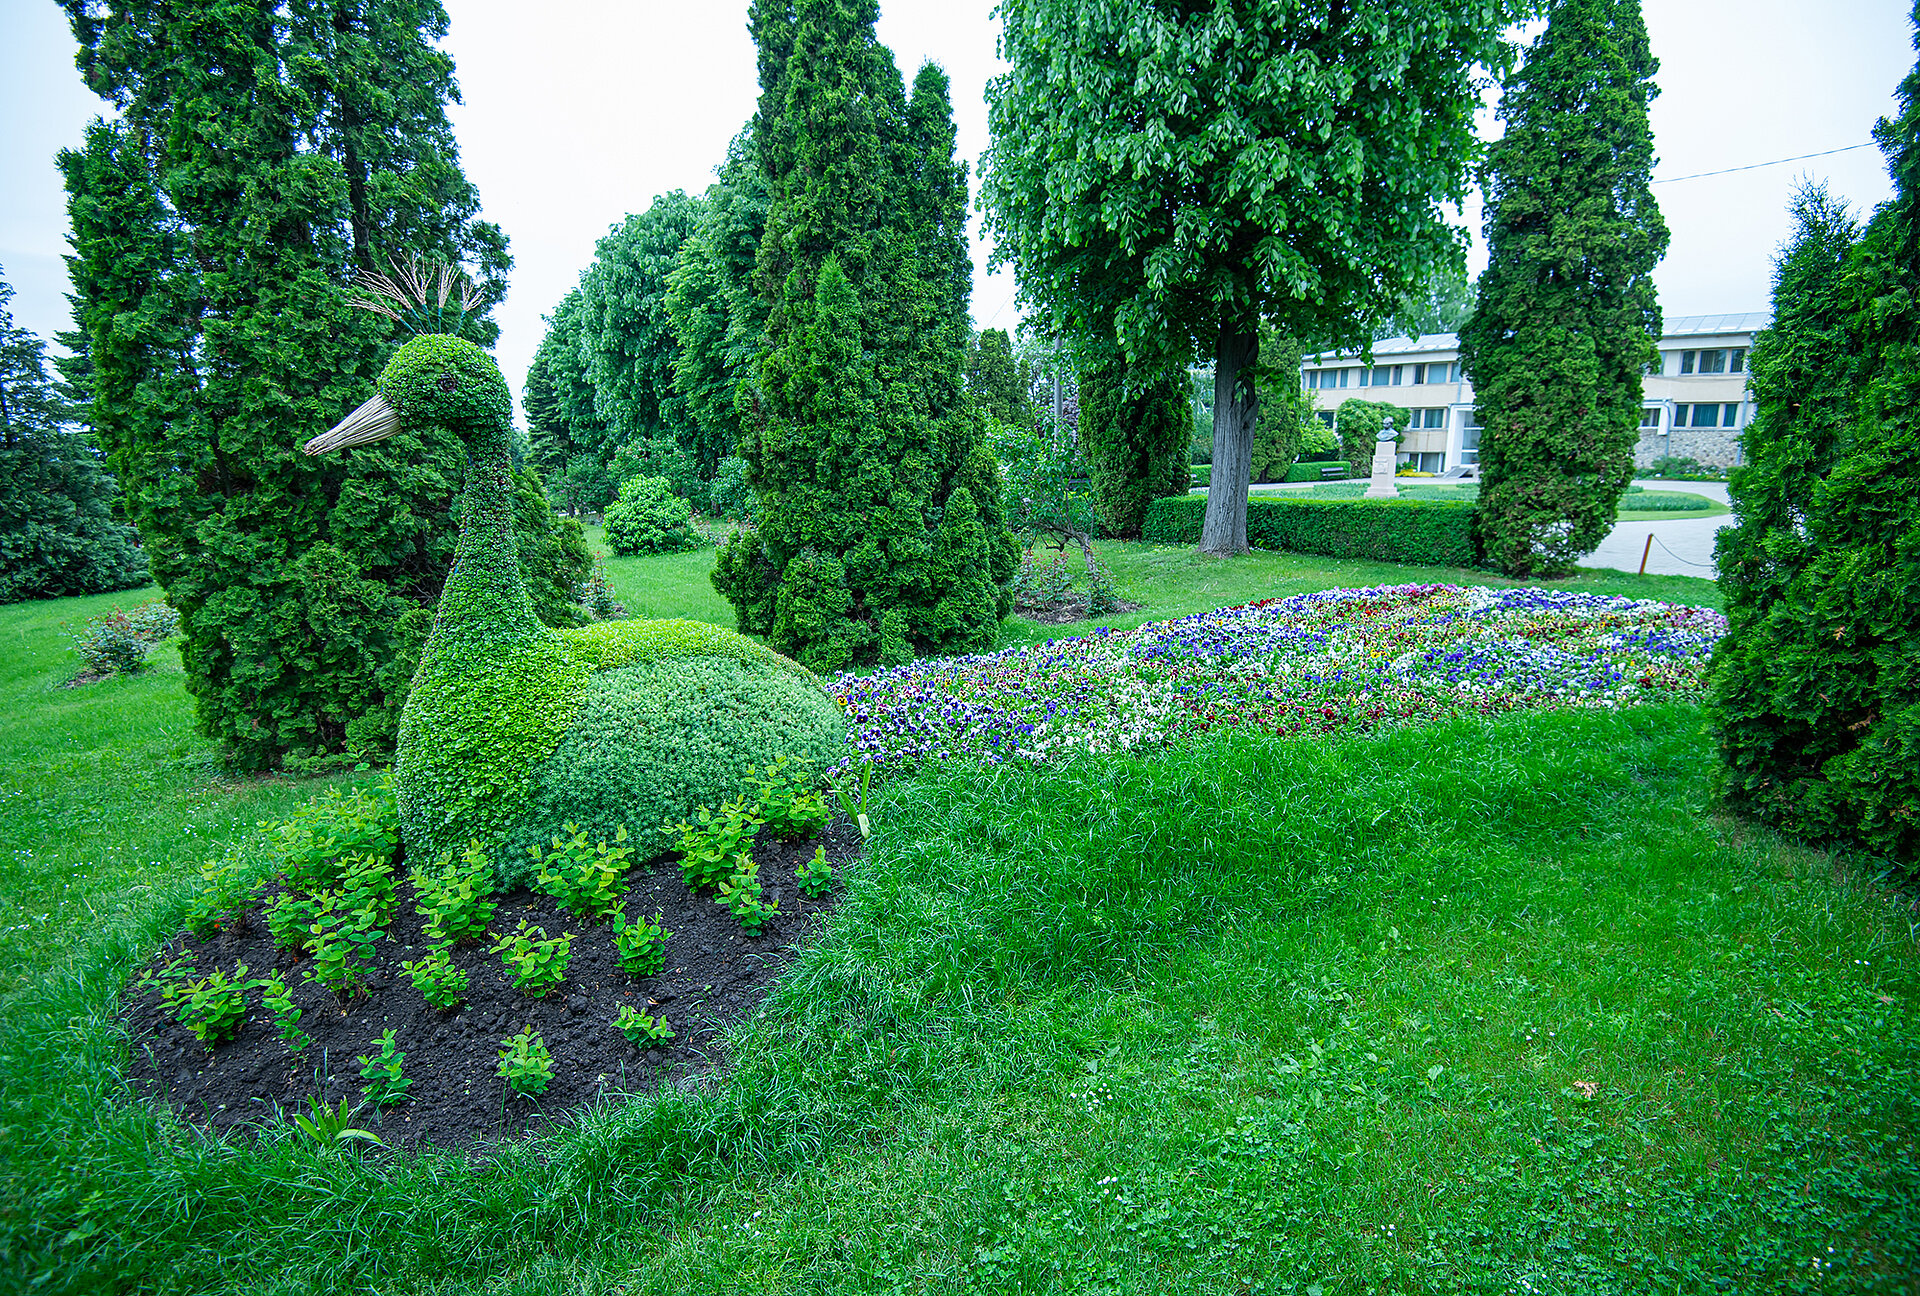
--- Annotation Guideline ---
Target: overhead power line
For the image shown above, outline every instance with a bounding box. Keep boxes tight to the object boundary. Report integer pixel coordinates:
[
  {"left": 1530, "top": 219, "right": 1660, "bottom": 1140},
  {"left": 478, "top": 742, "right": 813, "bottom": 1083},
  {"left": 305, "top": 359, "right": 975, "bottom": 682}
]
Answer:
[{"left": 1653, "top": 143, "right": 1877, "bottom": 185}]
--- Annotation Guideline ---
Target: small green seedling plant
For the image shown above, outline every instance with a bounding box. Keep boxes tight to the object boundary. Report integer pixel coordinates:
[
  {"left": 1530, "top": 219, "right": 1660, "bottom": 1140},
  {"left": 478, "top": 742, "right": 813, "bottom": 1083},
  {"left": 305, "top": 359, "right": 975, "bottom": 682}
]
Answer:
[
  {"left": 336, "top": 852, "right": 398, "bottom": 927},
  {"left": 304, "top": 894, "right": 385, "bottom": 998},
  {"left": 530, "top": 822, "right": 633, "bottom": 920},
  {"left": 260, "top": 971, "right": 310, "bottom": 1053},
  {"left": 613, "top": 1003, "right": 674, "bottom": 1045},
  {"left": 611, "top": 910, "right": 671, "bottom": 977},
  {"left": 167, "top": 962, "right": 254, "bottom": 1047},
  {"left": 497, "top": 1026, "right": 554, "bottom": 1097},
  {"left": 716, "top": 861, "right": 777, "bottom": 933},
  {"left": 831, "top": 760, "right": 875, "bottom": 840},
  {"left": 265, "top": 889, "right": 323, "bottom": 955},
  {"left": 183, "top": 851, "right": 261, "bottom": 938},
  {"left": 400, "top": 947, "right": 469, "bottom": 1010},
  {"left": 271, "top": 780, "right": 400, "bottom": 893},
  {"left": 356, "top": 1029, "right": 412, "bottom": 1106},
  {"left": 752, "top": 755, "right": 831, "bottom": 840},
  {"left": 796, "top": 846, "right": 834, "bottom": 898},
  {"left": 491, "top": 919, "right": 573, "bottom": 997},
  {"left": 670, "top": 795, "right": 764, "bottom": 892},
  {"left": 292, "top": 1096, "right": 382, "bottom": 1148},
  {"left": 410, "top": 840, "right": 498, "bottom": 945}
]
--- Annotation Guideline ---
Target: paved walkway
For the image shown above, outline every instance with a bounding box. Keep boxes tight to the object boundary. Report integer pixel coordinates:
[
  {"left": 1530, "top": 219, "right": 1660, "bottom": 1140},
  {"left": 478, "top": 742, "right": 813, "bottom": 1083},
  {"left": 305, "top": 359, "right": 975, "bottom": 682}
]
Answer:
[
  {"left": 1200, "top": 477, "right": 1734, "bottom": 578},
  {"left": 1577, "top": 480, "right": 1731, "bottom": 579}
]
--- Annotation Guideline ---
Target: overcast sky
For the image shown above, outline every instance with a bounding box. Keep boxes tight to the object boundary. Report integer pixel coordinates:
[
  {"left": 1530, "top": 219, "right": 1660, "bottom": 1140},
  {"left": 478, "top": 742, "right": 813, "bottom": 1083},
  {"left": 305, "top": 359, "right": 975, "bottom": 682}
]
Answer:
[{"left": 2, "top": 0, "right": 1911, "bottom": 420}]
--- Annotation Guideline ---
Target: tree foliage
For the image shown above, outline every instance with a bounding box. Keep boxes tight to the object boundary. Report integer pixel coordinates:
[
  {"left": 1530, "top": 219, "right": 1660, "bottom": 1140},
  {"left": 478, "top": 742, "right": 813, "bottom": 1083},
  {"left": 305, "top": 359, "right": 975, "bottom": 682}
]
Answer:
[
  {"left": 713, "top": 1, "right": 1013, "bottom": 672},
  {"left": 580, "top": 192, "right": 706, "bottom": 454},
  {"left": 1710, "top": 164, "right": 1920, "bottom": 865},
  {"left": 1079, "top": 355, "right": 1189, "bottom": 538},
  {"left": 1251, "top": 331, "right": 1316, "bottom": 483},
  {"left": 667, "top": 133, "right": 771, "bottom": 478},
  {"left": 0, "top": 267, "right": 147, "bottom": 602},
  {"left": 59, "top": 0, "right": 576, "bottom": 770},
  {"left": 984, "top": 0, "right": 1520, "bottom": 555},
  {"left": 1335, "top": 399, "right": 1411, "bottom": 479},
  {"left": 1457, "top": 0, "right": 1668, "bottom": 576},
  {"left": 965, "top": 328, "right": 1036, "bottom": 427}
]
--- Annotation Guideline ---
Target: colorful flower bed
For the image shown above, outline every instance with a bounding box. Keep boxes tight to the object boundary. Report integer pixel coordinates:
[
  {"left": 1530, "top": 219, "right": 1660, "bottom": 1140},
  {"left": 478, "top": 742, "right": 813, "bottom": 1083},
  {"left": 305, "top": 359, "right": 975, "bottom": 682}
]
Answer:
[{"left": 829, "top": 584, "right": 1727, "bottom": 773}]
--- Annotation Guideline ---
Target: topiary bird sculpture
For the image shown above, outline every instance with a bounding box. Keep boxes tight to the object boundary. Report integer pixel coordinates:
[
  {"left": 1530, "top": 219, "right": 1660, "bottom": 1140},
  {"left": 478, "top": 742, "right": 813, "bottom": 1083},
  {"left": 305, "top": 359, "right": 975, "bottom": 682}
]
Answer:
[{"left": 307, "top": 265, "right": 846, "bottom": 884}]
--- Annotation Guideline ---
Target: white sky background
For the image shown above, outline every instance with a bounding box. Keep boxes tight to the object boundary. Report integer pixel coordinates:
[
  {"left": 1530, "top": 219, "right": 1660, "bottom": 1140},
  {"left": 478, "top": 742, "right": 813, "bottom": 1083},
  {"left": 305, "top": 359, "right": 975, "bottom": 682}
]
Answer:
[{"left": 1, "top": 0, "right": 1912, "bottom": 421}]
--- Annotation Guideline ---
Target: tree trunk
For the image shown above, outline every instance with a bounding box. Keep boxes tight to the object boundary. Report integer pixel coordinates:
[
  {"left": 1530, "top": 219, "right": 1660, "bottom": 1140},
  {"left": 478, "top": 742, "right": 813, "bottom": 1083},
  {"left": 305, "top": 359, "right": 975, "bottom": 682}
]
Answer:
[{"left": 1200, "top": 318, "right": 1258, "bottom": 556}]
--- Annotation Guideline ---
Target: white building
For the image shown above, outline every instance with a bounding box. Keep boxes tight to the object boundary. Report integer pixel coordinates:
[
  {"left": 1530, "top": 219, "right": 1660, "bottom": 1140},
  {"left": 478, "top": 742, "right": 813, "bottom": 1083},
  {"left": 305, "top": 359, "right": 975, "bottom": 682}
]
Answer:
[{"left": 1300, "top": 311, "right": 1768, "bottom": 471}]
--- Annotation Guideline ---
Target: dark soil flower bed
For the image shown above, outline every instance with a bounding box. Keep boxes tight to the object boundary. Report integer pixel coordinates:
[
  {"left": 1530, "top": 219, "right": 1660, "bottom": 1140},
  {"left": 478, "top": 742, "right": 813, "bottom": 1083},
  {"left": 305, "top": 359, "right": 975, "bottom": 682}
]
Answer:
[
  {"left": 1014, "top": 598, "right": 1144, "bottom": 625},
  {"left": 121, "top": 821, "right": 863, "bottom": 1149}
]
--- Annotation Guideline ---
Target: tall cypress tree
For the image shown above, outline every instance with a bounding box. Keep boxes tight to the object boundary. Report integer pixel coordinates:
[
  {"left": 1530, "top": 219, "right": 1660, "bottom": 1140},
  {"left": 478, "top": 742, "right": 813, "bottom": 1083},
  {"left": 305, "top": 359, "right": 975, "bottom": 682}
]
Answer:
[
  {"left": 1457, "top": 0, "right": 1668, "bottom": 577},
  {"left": 59, "top": 0, "right": 573, "bottom": 770},
  {"left": 714, "top": 0, "right": 1012, "bottom": 671}
]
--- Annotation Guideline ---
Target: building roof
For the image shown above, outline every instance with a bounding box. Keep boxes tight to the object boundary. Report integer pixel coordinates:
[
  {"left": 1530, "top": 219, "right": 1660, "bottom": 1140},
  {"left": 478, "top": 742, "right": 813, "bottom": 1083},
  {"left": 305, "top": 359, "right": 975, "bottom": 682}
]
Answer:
[
  {"left": 1663, "top": 312, "right": 1770, "bottom": 337},
  {"left": 1301, "top": 313, "right": 1773, "bottom": 367}
]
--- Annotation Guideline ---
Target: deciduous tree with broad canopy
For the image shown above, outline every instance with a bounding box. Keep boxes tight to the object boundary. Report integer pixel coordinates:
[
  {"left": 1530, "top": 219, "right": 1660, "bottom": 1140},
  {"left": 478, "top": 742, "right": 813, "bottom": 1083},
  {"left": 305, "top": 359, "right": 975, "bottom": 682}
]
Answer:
[{"left": 983, "top": 0, "right": 1523, "bottom": 555}]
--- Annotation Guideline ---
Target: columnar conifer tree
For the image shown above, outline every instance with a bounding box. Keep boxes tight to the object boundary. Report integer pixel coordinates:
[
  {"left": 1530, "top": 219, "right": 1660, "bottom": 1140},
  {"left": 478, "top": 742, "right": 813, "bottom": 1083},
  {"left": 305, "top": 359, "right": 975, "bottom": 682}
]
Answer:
[
  {"left": 1079, "top": 358, "right": 1190, "bottom": 539},
  {"left": 1457, "top": 0, "right": 1668, "bottom": 576},
  {"left": 59, "top": 0, "right": 578, "bottom": 769},
  {"left": 580, "top": 192, "right": 706, "bottom": 456},
  {"left": 964, "top": 329, "right": 1036, "bottom": 427},
  {"left": 714, "top": 0, "right": 1013, "bottom": 671},
  {"left": 1711, "top": 140, "right": 1920, "bottom": 862}
]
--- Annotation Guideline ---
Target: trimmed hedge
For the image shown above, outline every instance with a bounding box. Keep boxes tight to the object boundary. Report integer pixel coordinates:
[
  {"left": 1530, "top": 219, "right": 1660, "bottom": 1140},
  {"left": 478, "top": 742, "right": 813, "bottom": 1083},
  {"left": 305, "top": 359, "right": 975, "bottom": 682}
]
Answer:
[
  {"left": 1283, "top": 461, "right": 1349, "bottom": 483},
  {"left": 1142, "top": 494, "right": 1478, "bottom": 567}
]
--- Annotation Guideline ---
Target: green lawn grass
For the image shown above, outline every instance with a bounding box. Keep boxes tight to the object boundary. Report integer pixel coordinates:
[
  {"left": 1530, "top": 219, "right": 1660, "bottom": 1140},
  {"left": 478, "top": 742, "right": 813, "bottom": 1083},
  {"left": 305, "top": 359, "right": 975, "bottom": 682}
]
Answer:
[{"left": 1, "top": 551, "right": 1913, "bottom": 1295}]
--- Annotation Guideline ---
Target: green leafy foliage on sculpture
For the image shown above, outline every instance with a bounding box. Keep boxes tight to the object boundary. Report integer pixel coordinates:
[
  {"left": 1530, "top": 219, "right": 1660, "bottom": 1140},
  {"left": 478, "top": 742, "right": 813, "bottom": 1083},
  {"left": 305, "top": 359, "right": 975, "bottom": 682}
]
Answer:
[
  {"left": 55, "top": 0, "right": 582, "bottom": 771},
  {"left": 1079, "top": 355, "right": 1190, "bottom": 539},
  {"left": 984, "top": 0, "right": 1521, "bottom": 555},
  {"left": 1710, "top": 167, "right": 1920, "bottom": 868},
  {"left": 1335, "top": 401, "right": 1411, "bottom": 480},
  {"left": 317, "top": 333, "right": 844, "bottom": 886},
  {"left": 1457, "top": 0, "right": 1668, "bottom": 577},
  {"left": 0, "top": 267, "right": 148, "bottom": 602},
  {"left": 603, "top": 477, "right": 701, "bottom": 556},
  {"left": 716, "top": 8, "right": 1014, "bottom": 671}
]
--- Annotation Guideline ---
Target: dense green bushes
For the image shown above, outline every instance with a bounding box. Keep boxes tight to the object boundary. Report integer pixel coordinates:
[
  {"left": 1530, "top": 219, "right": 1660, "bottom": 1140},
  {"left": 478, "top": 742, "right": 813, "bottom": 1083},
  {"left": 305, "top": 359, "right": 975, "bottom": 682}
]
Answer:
[
  {"left": 1334, "top": 400, "right": 1408, "bottom": 479},
  {"left": 1143, "top": 494, "right": 1477, "bottom": 567},
  {"left": 1712, "top": 160, "right": 1920, "bottom": 865},
  {"left": 1080, "top": 357, "right": 1190, "bottom": 538},
  {"left": 603, "top": 477, "right": 701, "bottom": 556}
]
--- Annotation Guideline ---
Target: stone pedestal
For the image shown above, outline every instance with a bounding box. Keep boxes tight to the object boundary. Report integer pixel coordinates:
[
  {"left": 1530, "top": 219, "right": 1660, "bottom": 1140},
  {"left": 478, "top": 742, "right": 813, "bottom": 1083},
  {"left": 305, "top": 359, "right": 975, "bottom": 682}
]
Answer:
[{"left": 1363, "top": 439, "right": 1400, "bottom": 499}]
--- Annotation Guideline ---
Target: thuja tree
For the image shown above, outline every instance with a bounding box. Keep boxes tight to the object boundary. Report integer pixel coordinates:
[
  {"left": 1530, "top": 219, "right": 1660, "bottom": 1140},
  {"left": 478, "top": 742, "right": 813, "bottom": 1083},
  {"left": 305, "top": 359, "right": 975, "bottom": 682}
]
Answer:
[
  {"left": 966, "top": 328, "right": 1036, "bottom": 427},
  {"left": 666, "top": 132, "right": 770, "bottom": 478},
  {"left": 0, "top": 267, "right": 147, "bottom": 601},
  {"left": 1251, "top": 331, "right": 1315, "bottom": 484},
  {"left": 1711, "top": 158, "right": 1920, "bottom": 868},
  {"left": 59, "top": 0, "right": 576, "bottom": 769},
  {"left": 714, "top": 0, "right": 1014, "bottom": 671},
  {"left": 984, "top": 0, "right": 1519, "bottom": 555},
  {"left": 525, "top": 287, "right": 611, "bottom": 512},
  {"left": 1457, "top": 0, "right": 1668, "bottom": 576},
  {"left": 1079, "top": 355, "right": 1189, "bottom": 538}
]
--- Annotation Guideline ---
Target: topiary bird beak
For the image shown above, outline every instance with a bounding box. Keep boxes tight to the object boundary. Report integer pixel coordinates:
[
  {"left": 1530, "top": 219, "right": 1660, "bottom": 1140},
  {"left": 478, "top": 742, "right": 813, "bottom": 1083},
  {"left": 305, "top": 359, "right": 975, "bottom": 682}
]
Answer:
[{"left": 305, "top": 392, "right": 399, "bottom": 455}]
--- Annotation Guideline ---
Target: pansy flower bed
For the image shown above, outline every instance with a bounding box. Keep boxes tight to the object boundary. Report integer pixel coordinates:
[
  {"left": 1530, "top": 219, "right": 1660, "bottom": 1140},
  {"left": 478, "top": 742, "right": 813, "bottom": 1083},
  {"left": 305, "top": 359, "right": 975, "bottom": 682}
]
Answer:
[{"left": 829, "top": 584, "right": 1727, "bottom": 773}]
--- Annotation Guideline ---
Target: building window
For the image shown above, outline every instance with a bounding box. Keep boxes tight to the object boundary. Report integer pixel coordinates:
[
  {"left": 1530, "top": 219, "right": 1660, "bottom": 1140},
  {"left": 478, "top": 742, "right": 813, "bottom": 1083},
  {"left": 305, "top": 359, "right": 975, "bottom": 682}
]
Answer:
[
  {"left": 1460, "top": 413, "right": 1481, "bottom": 465},
  {"left": 1316, "top": 410, "right": 1335, "bottom": 427},
  {"left": 1304, "top": 369, "right": 1351, "bottom": 389},
  {"left": 1676, "top": 402, "right": 1740, "bottom": 428},
  {"left": 1361, "top": 365, "right": 1402, "bottom": 387},
  {"left": 1639, "top": 408, "right": 1661, "bottom": 429},
  {"left": 1412, "top": 362, "right": 1457, "bottom": 384},
  {"left": 1730, "top": 348, "right": 1746, "bottom": 373},
  {"left": 1680, "top": 349, "right": 1737, "bottom": 375},
  {"left": 1411, "top": 407, "right": 1446, "bottom": 429}
]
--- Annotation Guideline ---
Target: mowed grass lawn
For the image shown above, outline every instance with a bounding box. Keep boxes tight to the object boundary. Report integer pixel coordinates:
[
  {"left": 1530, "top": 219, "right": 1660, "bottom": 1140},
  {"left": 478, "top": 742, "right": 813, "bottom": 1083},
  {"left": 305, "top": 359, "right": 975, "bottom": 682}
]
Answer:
[{"left": 1, "top": 543, "right": 1916, "bottom": 1294}]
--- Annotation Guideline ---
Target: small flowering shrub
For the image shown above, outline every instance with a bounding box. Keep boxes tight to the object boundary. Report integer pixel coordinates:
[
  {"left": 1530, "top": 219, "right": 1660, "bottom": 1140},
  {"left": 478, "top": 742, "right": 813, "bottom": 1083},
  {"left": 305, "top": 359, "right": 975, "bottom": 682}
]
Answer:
[
  {"left": 64, "top": 600, "right": 178, "bottom": 675},
  {"left": 829, "top": 585, "right": 1726, "bottom": 774},
  {"left": 576, "top": 550, "right": 626, "bottom": 620}
]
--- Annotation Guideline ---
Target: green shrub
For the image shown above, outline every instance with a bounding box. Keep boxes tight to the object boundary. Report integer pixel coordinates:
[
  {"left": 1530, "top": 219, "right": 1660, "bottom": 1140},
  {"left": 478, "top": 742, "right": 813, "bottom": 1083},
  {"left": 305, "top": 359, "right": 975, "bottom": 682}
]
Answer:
[
  {"left": 63, "top": 600, "right": 177, "bottom": 676},
  {"left": 271, "top": 781, "right": 400, "bottom": 894},
  {"left": 611, "top": 910, "right": 671, "bottom": 977},
  {"left": 506, "top": 646, "right": 845, "bottom": 884},
  {"left": 410, "top": 841, "right": 498, "bottom": 946},
  {"left": 399, "top": 615, "right": 846, "bottom": 889},
  {"left": 1334, "top": 400, "right": 1409, "bottom": 478},
  {"left": 356, "top": 1030, "right": 412, "bottom": 1105},
  {"left": 1141, "top": 494, "right": 1477, "bottom": 567},
  {"left": 1711, "top": 183, "right": 1919, "bottom": 867},
  {"left": 707, "top": 456, "right": 753, "bottom": 519},
  {"left": 1191, "top": 464, "right": 1211, "bottom": 488},
  {"left": 604, "top": 475, "right": 701, "bottom": 556},
  {"left": 530, "top": 822, "right": 633, "bottom": 921},
  {"left": 575, "top": 551, "right": 625, "bottom": 621},
  {"left": 400, "top": 948, "right": 469, "bottom": 1011},
  {"left": 1282, "top": 460, "right": 1347, "bottom": 483},
  {"left": 497, "top": 1027, "right": 553, "bottom": 1096},
  {"left": 491, "top": 919, "right": 573, "bottom": 997},
  {"left": 669, "top": 795, "right": 765, "bottom": 893},
  {"left": 613, "top": 1004, "right": 674, "bottom": 1045},
  {"left": 1080, "top": 356, "right": 1191, "bottom": 539},
  {"left": 752, "top": 755, "right": 831, "bottom": 840},
  {"left": 796, "top": 845, "right": 834, "bottom": 897},
  {"left": 609, "top": 438, "right": 708, "bottom": 513},
  {"left": 1645, "top": 454, "right": 1728, "bottom": 481}
]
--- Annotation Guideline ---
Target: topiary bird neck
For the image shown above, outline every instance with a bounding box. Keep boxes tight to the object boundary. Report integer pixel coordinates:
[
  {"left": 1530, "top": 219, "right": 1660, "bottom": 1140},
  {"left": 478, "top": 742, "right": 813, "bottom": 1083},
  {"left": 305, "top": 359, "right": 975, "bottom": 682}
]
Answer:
[{"left": 437, "top": 425, "right": 541, "bottom": 649}]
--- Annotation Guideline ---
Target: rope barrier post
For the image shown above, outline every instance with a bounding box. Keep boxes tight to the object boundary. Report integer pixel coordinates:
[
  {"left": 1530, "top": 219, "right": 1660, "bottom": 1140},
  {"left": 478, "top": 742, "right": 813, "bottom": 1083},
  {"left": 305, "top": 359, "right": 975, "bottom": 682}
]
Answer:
[{"left": 1638, "top": 533, "right": 1653, "bottom": 576}]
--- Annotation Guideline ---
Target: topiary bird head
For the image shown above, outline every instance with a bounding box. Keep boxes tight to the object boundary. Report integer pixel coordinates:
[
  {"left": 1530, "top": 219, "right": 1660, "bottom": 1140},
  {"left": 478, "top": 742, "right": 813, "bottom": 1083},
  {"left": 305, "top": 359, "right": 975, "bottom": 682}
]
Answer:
[{"left": 304, "top": 261, "right": 510, "bottom": 457}]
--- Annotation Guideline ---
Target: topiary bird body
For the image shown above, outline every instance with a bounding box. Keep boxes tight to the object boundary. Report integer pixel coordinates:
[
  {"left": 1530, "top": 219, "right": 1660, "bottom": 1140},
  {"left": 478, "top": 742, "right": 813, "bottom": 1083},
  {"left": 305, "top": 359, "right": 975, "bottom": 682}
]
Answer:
[{"left": 309, "top": 332, "right": 845, "bottom": 885}]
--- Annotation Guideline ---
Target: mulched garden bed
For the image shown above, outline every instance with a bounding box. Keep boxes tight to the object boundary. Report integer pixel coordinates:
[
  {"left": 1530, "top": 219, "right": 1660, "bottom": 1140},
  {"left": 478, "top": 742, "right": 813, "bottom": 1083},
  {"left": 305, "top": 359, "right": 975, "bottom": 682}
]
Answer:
[
  {"left": 1014, "top": 598, "right": 1144, "bottom": 625},
  {"left": 121, "top": 820, "right": 864, "bottom": 1149}
]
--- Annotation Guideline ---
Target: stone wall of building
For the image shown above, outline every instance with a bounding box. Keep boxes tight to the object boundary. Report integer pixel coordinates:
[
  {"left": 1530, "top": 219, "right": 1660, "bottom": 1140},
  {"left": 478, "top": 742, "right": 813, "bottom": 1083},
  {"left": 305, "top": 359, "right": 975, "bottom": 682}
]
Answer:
[{"left": 1634, "top": 423, "right": 1744, "bottom": 469}]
